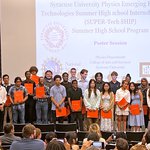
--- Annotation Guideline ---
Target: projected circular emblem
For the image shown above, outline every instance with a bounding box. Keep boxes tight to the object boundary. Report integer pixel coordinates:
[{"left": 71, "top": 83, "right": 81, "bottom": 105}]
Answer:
[
  {"left": 42, "top": 58, "right": 62, "bottom": 76},
  {"left": 41, "top": 23, "right": 68, "bottom": 51}
]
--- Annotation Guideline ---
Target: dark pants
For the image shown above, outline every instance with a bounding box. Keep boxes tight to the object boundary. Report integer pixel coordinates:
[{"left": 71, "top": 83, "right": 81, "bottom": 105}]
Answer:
[
  {"left": 0, "top": 110, "right": 4, "bottom": 132},
  {"left": 143, "top": 105, "right": 149, "bottom": 128},
  {"left": 145, "top": 114, "right": 149, "bottom": 128},
  {"left": 25, "top": 96, "right": 36, "bottom": 123},
  {"left": 51, "top": 110, "right": 64, "bottom": 124},
  {"left": 48, "top": 100, "right": 52, "bottom": 122},
  {"left": 70, "top": 112, "right": 83, "bottom": 131}
]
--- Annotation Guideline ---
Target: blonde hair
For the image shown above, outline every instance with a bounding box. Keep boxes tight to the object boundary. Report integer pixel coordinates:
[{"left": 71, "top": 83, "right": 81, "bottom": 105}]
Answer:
[
  {"left": 89, "top": 123, "right": 101, "bottom": 137},
  {"left": 35, "top": 128, "right": 41, "bottom": 139}
]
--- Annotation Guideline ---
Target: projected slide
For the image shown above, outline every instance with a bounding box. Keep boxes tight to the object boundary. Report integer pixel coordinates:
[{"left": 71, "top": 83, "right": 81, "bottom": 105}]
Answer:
[{"left": 36, "top": 0, "right": 150, "bottom": 82}]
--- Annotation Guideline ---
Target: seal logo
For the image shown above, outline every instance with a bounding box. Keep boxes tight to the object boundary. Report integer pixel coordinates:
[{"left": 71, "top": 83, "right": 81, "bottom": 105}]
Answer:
[
  {"left": 139, "top": 62, "right": 150, "bottom": 77},
  {"left": 41, "top": 58, "right": 62, "bottom": 76},
  {"left": 41, "top": 22, "right": 68, "bottom": 51}
]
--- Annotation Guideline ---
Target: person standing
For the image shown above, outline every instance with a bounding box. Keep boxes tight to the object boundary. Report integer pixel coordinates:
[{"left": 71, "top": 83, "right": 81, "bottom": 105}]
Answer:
[
  {"left": 61, "top": 72, "right": 72, "bottom": 89},
  {"left": 61, "top": 72, "right": 72, "bottom": 123},
  {"left": 109, "top": 71, "right": 120, "bottom": 95},
  {"left": 34, "top": 77, "right": 49, "bottom": 124},
  {"left": 115, "top": 80, "right": 130, "bottom": 132},
  {"left": 109, "top": 71, "right": 120, "bottom": 126},
  {"left": 68, "top": 80, "right": 83, "bottom": 130},
  {"left": 139, "top": 78, "right": 149, "bottom": 128},
  {"left": 50, "top": 75, "right": 66, "bottom": 123},
  {"left": 29, "top": 66, "right": 39, "bottom": 85},
  {"left": 128, "top": 82, "right": 144, "bottom": 131},
  {"left": 8, "top": 77, "right": 28, "bottom": 124},
  {"left": 100, "top": 82, "right": 114, "bottom": 132},
  {"left": 44, "top": 70, "right": 54, "bottom": 89},
  {"left": 0, "top": 77, "right": 7, "bottom": 131},
  {"left": 95, "top": 72, "right": 104, "bottom": 92},
  {"left": 68, "top": 68, "right": 79, "bottom": 82},
  {"left": 147, "top": 87, "right": 150, "bottom": 123},
  {"left": 84, "top": 79, "right": 101, "bottom": 131},
  {"left": 78, "top": 69, "right": 88, "bottom": 95},
  {"left": 44, "top": 70, "right": 55, "bottom": 123},
  {"left": 3, "top": 74, "right": 13, "bottom": 126},
  {"left": 78, "top": 69, "right": 89, "bottom": 115},
  {"left": 125, "top": 74, "right": 131, "bottom": 90},
  {"left": 22, "top": 71, "right": 36, "bottom": 123}
]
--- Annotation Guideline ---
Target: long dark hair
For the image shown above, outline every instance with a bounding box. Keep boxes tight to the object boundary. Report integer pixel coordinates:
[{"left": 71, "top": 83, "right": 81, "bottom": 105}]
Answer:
[
  {"left": 88, "top": 79, "right": 97, "bottom": 98},
  {"left": 101, "top": 82, "right": 111, "bottom": 94},
  {"left": 141, "top": 78, "right": 149, "bottom": 90},
  {"left": 64, "top": 132, "right": 77, "bottom": 145},
  {"left": 129, "top": 82, "right": 138, "bottom": 95}
]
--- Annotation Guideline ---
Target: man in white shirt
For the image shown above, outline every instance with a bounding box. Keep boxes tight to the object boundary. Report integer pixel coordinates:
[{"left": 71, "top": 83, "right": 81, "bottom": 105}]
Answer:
[
  {"left": 0, "top": 77, "right": 7, "bottom": 131},
  {"left": 68, "top": 68, "right": 79, "bottom": 82},
  {"left": 78, "top": 69, "right": 89, "bottom": 95},
  {"left": 3, "top": 74, "right": 13, "bottom": 126}
]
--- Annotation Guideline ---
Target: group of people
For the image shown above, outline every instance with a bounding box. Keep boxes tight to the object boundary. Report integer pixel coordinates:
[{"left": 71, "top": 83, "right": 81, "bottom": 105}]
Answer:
[
  {"left": 0, "top": 66, "right": 150, "bottom": 132},
  {"left": 1, "top": 123, "right": 150, "bottom": 150}
]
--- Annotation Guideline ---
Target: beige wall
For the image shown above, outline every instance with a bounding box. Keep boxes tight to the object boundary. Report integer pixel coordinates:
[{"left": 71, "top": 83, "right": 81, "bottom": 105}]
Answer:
[{"left": 1, "top": 0, "right": 36, "bottom": 82}]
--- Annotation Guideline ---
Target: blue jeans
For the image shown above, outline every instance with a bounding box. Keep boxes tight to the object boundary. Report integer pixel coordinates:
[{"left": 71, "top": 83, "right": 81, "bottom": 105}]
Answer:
[
  {"left": 13, "top": 104, "right": 25, "bottom": 124},
  {"left": 36, "top": 100, "right": 48, "bottom": 124}
]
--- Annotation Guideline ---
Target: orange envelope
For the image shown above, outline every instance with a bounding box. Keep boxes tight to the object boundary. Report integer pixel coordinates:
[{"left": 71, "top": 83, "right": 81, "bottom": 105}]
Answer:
[
  {"left": 130, "top": 104, "right": 140, "bottom": 115},
  {"left": 5, "top": 96, "right": 12, "bottom": 107},
  {"left": 101, "top": 110, "right": 112, "bottom": 119},
  {"left": 117, "top": 97, "right": 128, "bottom": 110},
  {"left": 24, "top": 83, "right": 33, "bottom": 94},
  {"left": 143, "top": 105, "right": 148, "bottom": 115},
  {"left": 87, "top": 110, "right": 98, "bottom": 118},
  {"left": 31, "top": 75, "right": 39, "bottom": 85},
  {"left": 36, "top": 87, "right": 45, "bottom": 98},
  {"left": 14, "top": 91, "right": 24, "bottom": 103},
  {"left": 71, "top": 100, "right": 81, "bottom": 111},
  {"left": 56, "top": 107, "right": 67, "bottom": 117}
]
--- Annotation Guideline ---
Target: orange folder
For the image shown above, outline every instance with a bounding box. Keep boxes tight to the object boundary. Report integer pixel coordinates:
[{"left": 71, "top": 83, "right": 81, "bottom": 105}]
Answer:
[
  {"left": 24, "top": 83, "right": 33, "bottom": 94},
  {"left": 143, "top": 105, "right": 148, "bottom": 115},
  {"left": 117, "top": 97, "right": 128, "bottom": 110},
  {"left": 56, "top": 107, "right": 67, "bottom": 117},
  {"left": 130, "top": 104, "right": 140, "bottom": 115},
  {"left": 71, "top": 100, "right": 81, "bottom": 111},
  {"left": 101, "top": 110, "right": 112, "bottom": 119},
  {"left": 36, "top": 87, "right": 45, "bottom": 98},
  {"left": 87, "top": 110, "right": 98, "bottom": 118},
  {"left": 14, "top": 91, "right": 24, "bottom": 103},
  {"left": 5, "top": 96, "right": 12, "bottom": 107},
  {"left": 31, "top": 75, "right": 39, "bottom": 85}
]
